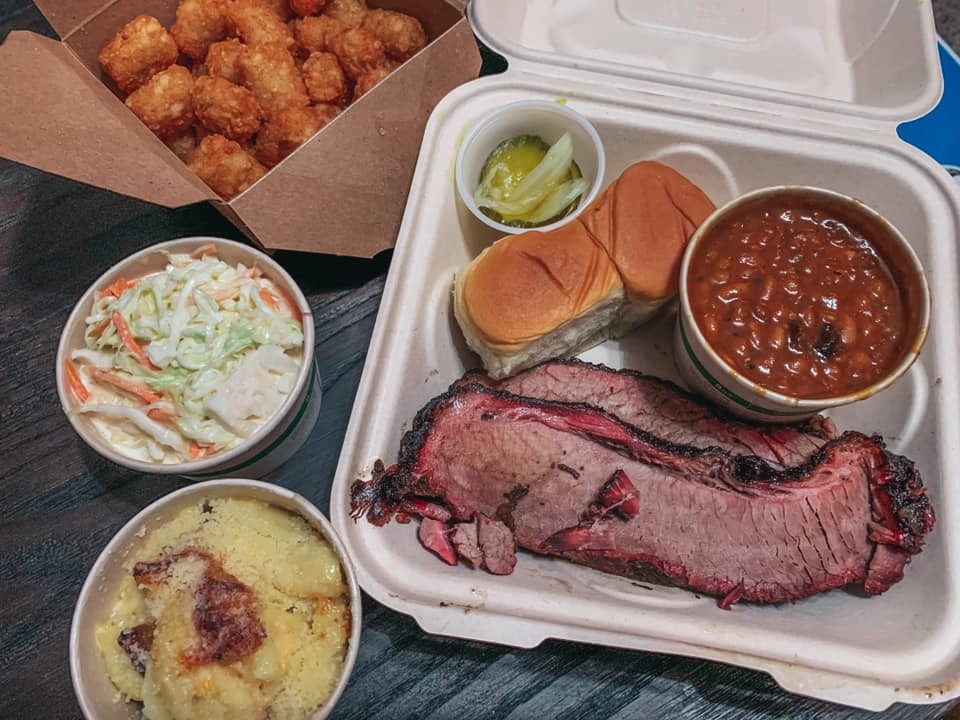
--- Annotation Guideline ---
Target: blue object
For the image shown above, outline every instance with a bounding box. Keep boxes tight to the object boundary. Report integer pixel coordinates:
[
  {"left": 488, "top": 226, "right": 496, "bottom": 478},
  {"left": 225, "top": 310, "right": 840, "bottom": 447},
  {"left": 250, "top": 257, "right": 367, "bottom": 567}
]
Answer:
[{"left": 899, "top": 38, "right": 960, "bottom": 179}]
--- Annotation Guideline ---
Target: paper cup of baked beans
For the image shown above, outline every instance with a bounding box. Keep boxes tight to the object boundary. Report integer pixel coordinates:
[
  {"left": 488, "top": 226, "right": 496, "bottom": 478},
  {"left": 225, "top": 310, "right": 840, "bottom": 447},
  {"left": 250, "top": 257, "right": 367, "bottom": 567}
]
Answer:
[
  {"left": 56, "top": 237, "right": 321, "bottom": 479},
  {"left": 675, "top": 186, "right": 930, "bottom": 423}
]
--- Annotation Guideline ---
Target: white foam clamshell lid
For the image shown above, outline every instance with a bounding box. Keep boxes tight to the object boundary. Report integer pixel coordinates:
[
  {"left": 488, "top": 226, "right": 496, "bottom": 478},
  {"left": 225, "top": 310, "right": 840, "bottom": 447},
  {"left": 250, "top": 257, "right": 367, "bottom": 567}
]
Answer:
[
  {"left": 471, "top": 0, "right": 942, "bottom": 120},
  {"left": 331, "top": 0, "right": 960, "bottom": 711}
]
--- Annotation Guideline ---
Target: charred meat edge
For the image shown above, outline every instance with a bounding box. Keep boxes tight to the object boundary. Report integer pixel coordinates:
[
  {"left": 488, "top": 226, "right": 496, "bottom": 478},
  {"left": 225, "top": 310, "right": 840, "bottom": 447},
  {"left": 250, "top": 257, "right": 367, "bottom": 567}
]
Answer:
[{"left": 454, "top": 357, "right": 838, "bottom": 440}]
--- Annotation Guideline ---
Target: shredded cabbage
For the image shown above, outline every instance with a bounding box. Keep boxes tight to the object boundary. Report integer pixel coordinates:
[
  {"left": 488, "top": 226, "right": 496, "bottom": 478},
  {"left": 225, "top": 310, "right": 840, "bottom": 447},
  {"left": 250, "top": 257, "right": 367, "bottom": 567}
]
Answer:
[{"left": 72, "top": 251, "right": 304, "bottom": 464}]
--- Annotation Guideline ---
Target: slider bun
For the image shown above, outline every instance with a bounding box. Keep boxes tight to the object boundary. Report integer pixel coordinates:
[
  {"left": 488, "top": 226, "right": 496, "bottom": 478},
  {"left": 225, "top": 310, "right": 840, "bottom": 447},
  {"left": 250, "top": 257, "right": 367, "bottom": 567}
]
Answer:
[
  {"left": 580, "top": 161, "right": 717, "bottom": 299},
  {"left": 454, "top": 161, "right": 715, "bottom": 379},
  {"left": 454, "top": 222, "right": 622, "bottom": 379}
]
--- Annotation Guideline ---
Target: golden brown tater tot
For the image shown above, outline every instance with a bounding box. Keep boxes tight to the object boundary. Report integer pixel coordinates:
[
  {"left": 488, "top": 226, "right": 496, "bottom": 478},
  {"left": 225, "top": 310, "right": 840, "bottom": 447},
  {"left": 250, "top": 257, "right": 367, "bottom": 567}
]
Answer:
[
  {"left": 331, "top": 27, "right": 384, "bottom": 80},
  {"left": 360, "top": 9, "right": 426, "bottom": 61},
  {"left": 124, "top": 65, "right": 195, "bottom": 139},
  {"left": 98, "top": 15, "right": 178, "bottom": 93},
  {"left": 301, "top": 52, "right": 350, "bottom": 106},
  {"left": 238, "top": 42, "right": 310, "bottom": 115},
  {"left": 171, "top": 0, "right": 230, "bottom": 62},
  {"left": 188, "top": 134, "right": 267, "bottom": 198},
  {"left": 193, "top": 75, "right": 264, "bottom": 142}
]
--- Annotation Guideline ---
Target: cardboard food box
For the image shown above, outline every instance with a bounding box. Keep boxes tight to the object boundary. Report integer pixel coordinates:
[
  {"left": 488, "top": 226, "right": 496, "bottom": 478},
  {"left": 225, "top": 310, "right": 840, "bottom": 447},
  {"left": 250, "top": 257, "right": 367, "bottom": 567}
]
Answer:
[{"left": 0, "top": 0, "right": 481, "bottom": 257}]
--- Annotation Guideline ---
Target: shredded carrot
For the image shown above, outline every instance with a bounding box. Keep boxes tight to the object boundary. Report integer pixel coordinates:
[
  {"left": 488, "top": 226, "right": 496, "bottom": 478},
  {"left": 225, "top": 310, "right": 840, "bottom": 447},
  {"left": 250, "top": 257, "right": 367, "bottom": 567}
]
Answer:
[
  {"left": 88, "top": 317, "right": 111, "bottom": 339},
  {"left": 99, "top": 277, "right": 138, "bottom": 299},
  {"left": 147, "top": 407, "right": 176, "bottom": 422},
  {"left": 92, "top": 369, "right": 161, "bottom": 404},
  {"left": 267, "top": 283, "right": 303, "bottom": 323},
  {"left": 64, "top": 360, "right": 90, "bottom": 403},
  {"left": 259, "top": 288, "right": 279, "bottom": 311},
  {"left": 281, "top": 288, "right": 303, "bottom": 324},
  {"left": 190, "top": 243, "right": 218, "bottom": 259},
  {"left": 111, "top": 311, "right": 159, "bottom": 371},
  {"left": 189, "top": 440, "right": 211, "bottom": 459}
]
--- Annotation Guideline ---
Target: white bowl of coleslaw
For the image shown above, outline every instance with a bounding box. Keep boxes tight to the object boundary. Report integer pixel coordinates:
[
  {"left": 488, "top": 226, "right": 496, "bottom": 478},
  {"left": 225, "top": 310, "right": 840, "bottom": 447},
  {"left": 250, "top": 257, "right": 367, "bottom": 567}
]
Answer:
[{"left": 56, "top": 237, "right": 321, "bottom": 479}]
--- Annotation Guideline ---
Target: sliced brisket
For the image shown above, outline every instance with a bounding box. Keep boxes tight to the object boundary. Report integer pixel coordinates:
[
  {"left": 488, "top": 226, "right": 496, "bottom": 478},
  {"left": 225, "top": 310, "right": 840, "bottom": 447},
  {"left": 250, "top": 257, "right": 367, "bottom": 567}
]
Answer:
[
  {"left": 351, "top": 384, "right": 934, "bottom": 605},
  {"left": 418, "top": 517, "right": 456, "bottom": 565},
  {"left": 456, "top": 359, "right": 836, "bottom": 468}
]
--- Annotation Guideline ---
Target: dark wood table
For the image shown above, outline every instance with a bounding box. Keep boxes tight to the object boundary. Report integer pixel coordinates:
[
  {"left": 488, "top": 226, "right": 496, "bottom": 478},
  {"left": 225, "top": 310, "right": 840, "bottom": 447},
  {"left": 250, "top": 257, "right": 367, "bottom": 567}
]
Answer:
[{"left": 3, "top": 2, "right": 960, "bottom": 718}]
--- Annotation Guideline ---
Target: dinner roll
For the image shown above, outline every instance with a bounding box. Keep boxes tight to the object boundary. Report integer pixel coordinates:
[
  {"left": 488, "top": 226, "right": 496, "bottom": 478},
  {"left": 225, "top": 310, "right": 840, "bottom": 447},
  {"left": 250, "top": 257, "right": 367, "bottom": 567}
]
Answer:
[
  {"left": 581, "top": 161, "right": 717, "bottom": 299},
  {"left": 455, "top": 222, "right": 623, "bottom": 378},
  {"left": 454, "top": 161, "right": 715, "bottom": 379}
]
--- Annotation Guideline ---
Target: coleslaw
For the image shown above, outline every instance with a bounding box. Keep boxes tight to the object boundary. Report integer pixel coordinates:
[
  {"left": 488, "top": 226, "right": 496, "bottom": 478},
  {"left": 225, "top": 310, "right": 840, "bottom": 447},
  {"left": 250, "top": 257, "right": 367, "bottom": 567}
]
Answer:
[{"left": 64, "top": 245, "right": 305, "bottom": 464}]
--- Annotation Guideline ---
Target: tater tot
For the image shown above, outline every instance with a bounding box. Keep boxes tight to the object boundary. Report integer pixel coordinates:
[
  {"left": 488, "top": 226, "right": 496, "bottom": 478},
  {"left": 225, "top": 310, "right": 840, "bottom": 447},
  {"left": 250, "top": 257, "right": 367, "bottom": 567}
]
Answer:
[
  {"left": 301, "top": 52, "right": 349, "bottom": 106},
  {"left": 254, "top": 105, "right": 332, "bottom": 166},
  {"left": 360, "top": 9, "right": 426, "bottom": 61},
  {"left": 331, "top": 27, "right": 384, "bottom": 80},
  {"left": 193, "top": 75, "right": 264, "bottom": 142},
  {"left": 293, "top": 15, "right": 347, "bottom": 55},
  {"left": 323, "top": 0, "right": 367, "bottom": 27},
  {"left": 290, "top": 0, "right": 328, "bottom": 17},
  {"left": 188, "top": 134, "right": 267, "bottom": 198},
  {"left": 352, "top": 62, "right": 394, "bottom": 100},
  {"left": 313, "top": 103, "right": 341, "bottom": 124},
  {"left": 238, "top": 42, "right": 310, "bottom": 115},
  {"left": 171, "top": 0, "right": 229, "bottom": 62},
  {"left": 98, "top": 15, "right": 178, "bottom": 93},
  {"left": 227, "top": 0, "right": 295, "bottom": 48},
  {"left": 205, "top": 39, "right": 246, "bottom": 83},
  {"left": 124, "top": 65, "right": 195, "bottom": 139},
  {"left": 165, "top": 128, "right": 198, "bottom": 162},
  {"left": 263, "top": 0, "right": 293, "bottom": 20}
]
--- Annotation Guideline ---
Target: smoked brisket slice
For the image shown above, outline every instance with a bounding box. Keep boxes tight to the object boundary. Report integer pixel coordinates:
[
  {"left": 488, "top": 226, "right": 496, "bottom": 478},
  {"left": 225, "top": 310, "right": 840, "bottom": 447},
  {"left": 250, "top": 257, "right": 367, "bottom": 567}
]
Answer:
[
  {"left": 456, "top": 359, "right": 836, "bottom": 469},
  {"left": 351, "top": 384, "right": 934, "bottom": 605}
]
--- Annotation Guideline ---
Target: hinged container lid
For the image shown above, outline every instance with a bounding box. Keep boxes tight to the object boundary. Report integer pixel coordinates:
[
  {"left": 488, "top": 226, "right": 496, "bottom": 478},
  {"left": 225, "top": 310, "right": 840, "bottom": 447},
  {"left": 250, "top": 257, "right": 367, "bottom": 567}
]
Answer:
[{"left": 470, "top": 0, "right": 943, "bottom": 122}]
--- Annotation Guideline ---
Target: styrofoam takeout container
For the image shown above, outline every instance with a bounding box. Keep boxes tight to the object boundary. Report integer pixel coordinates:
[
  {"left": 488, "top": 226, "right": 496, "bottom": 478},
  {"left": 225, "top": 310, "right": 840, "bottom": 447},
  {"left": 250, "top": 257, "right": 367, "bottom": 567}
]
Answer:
[
  {"left": 70, "top": 479, "right": 362, "bottom": 720},
  {"left": 56, "top": 237, "right": 321, "bottom": 480},
  {"left": 455, "top": 99, "right": 606, "bottom": 234},
  {"left": 332, "top": 0, "right": 960, "bottom": 711}
]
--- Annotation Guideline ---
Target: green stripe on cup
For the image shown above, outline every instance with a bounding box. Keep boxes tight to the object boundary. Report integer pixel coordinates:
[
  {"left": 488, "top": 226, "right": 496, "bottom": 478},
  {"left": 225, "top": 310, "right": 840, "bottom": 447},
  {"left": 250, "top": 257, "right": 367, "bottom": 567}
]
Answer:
[
  {"left": 186, "top": 360, "right": 320, "bottom": 479},
  {"left": 678, "top": 318, "right": 813, "bottom": 417}
]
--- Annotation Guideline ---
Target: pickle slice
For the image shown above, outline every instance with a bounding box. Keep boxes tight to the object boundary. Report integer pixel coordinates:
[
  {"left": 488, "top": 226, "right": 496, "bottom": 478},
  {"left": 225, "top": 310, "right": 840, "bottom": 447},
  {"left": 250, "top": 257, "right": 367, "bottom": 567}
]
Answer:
[
  {"left": 477, "top": 134, "right": 552, "bottom": 197},
  {"left": 478, "top": 135, "right": 583, "bottom": 228}
]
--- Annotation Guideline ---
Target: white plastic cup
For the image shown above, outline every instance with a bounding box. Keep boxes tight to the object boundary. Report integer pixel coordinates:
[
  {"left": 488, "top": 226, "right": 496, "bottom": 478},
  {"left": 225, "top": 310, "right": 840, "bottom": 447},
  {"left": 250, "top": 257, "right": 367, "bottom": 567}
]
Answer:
[
  {"left": 56, "top": 237, "right": 321, "bottom": 479},
  {"left": 70, "top": 479, "right": 361, "bottom": 720},
  {"left": 455, "top": 99, "right": 606, "bottom": 235}
]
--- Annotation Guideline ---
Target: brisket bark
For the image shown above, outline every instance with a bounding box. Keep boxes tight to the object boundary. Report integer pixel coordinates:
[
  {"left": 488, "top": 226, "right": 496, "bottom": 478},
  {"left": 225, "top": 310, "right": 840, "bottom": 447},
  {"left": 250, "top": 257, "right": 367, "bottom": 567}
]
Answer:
[
  {"left": 351, "top": 384, "right": 934, "bottom": 605},
  {"left": 456, "top": 359, "right": 836, "bottom": 469}
]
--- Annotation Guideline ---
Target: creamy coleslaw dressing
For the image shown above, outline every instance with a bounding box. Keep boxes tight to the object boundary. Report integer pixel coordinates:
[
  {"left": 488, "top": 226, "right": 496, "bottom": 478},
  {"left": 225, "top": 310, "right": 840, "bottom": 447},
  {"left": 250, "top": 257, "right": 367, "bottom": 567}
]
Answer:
[{"left": 68, "top": 251, "right": 304, "bottom": 464}]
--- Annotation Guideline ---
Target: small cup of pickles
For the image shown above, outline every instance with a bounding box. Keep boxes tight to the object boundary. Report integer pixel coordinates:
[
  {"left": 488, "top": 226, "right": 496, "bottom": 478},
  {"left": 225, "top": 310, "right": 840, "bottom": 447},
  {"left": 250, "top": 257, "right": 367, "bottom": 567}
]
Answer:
[{"left": 456, "top": 100, "right": 606, "bottom": 235}]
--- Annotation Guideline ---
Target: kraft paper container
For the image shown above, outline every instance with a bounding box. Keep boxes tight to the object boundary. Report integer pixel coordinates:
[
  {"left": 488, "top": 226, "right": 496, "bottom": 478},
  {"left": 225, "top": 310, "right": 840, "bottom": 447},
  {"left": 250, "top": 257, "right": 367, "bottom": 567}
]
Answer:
[
  {"left": 70, "top": 479, "right": 362, "bottom": 720},
  {"left": 56, "top": 237, "right": 321, "bottom": 479},
  {"left": 0, "top": 0, "right": 481, "bottom": 257}
]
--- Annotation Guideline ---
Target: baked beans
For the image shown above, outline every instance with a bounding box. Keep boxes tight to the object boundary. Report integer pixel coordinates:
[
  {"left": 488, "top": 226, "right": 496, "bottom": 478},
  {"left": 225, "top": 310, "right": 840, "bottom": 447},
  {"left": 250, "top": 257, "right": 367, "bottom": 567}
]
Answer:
[{"left": 687, "top": 197, "right": 908, "bottom": 399}]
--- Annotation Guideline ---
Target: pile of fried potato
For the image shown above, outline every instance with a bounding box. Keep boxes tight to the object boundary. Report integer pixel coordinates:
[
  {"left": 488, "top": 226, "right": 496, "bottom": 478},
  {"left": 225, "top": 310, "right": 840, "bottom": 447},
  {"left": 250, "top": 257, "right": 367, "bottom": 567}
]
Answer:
[{"left": 98, "top": 0, "right": 427, "bottom": 199}]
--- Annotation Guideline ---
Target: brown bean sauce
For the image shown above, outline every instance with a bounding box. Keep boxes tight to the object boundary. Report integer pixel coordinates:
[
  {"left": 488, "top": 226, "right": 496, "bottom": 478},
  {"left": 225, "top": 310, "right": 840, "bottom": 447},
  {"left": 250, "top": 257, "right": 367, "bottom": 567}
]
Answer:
[{"left": 687, "top": 197, "right": 908, "bottom": 399}]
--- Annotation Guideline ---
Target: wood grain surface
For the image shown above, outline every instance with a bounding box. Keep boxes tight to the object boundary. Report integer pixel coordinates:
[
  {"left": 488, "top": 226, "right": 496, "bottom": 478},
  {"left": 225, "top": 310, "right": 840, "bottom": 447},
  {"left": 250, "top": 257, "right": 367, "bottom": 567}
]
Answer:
[{"left": 1, "top": 2, "right": 958, "bottom": 719}]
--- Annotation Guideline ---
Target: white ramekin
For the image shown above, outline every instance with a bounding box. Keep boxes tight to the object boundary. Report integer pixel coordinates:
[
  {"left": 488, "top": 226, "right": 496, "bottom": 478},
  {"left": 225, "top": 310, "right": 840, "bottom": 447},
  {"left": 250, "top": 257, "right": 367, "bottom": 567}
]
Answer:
[
  {"left": 455, "top": 99, "right": 606, "bottom": 235},
  {"left": 56, "top": 237, "right": 321, "bottom": 479},
  {"left": 675, "top": 186, "right": 930, "bottom": 423},
  {"left": 70, "top": 479, "right": 362, "bottom": 720}
]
